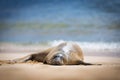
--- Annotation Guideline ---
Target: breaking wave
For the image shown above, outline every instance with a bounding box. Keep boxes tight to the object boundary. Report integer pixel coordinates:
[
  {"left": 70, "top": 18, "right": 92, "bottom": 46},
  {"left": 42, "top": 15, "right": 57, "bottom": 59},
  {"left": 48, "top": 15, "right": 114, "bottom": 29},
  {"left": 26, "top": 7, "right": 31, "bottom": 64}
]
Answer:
[{"left": 48, "top": 40, "right": 120, "bottom": 50}]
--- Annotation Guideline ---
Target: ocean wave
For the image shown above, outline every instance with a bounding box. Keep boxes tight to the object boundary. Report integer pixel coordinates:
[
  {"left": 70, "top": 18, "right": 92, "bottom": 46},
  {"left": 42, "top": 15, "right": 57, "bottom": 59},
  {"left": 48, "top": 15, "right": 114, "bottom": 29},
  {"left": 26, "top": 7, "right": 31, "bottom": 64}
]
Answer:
[{"left": 48, "top": 40, "right": 120, "bottom": 50}]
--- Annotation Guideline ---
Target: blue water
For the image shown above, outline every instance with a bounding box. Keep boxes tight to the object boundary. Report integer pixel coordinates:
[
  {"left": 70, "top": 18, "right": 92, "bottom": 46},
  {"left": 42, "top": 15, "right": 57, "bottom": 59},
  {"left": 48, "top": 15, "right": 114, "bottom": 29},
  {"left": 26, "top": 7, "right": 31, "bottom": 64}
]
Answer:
[{"left": 0, "top": 0, "right": 120, "bottom": 43}]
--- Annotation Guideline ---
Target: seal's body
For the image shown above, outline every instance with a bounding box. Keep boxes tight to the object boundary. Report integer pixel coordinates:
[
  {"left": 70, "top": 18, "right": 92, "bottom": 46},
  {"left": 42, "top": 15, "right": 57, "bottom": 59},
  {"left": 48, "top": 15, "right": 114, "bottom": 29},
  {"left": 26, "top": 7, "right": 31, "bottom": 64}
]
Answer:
[
  {"left": 44, "top": 42, "right": 84, "bottom": 65},
  {"left": 1, "top": 42, "right": 97, "bottom": 65}
]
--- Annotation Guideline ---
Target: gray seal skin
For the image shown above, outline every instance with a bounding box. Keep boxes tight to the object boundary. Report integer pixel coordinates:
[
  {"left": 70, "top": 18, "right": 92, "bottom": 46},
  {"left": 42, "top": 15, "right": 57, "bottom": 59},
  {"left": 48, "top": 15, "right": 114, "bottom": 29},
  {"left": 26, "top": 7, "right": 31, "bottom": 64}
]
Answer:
[{"left": 0, "top": 42, "right": 100, "bottom": 65}]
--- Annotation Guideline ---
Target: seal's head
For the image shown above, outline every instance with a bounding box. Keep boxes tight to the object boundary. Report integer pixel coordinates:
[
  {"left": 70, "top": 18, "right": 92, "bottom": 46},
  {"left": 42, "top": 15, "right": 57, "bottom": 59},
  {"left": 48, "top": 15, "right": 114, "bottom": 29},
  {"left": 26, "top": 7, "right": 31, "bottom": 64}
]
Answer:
[
  {"left": 44, "top": 51, "right": 67, "bottom": 65},
  {"left": 50, "top": 53, "right": 64, "bottom": 65}
]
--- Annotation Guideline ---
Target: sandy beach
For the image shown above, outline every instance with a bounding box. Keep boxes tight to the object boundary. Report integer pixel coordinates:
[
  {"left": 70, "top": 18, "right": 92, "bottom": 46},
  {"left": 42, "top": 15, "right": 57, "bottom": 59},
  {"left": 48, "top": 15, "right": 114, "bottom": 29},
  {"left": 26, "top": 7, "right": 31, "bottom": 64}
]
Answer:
[
  {"left": 0, "top": 43, "right": 120, "bottom": 80},
  {"left": 0, "top": 0, "right": 120, "bottom": 80}
]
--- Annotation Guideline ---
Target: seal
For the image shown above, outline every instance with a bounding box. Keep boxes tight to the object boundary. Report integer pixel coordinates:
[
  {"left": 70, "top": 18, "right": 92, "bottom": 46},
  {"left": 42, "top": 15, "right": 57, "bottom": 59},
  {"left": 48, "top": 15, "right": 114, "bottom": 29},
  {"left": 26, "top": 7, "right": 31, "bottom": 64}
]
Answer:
[
  {"left": 43, "top": 42, "right": 84, "bottom": 65},
  {"left": 0, "top": 42, "right": 100, "bottom": 65}
]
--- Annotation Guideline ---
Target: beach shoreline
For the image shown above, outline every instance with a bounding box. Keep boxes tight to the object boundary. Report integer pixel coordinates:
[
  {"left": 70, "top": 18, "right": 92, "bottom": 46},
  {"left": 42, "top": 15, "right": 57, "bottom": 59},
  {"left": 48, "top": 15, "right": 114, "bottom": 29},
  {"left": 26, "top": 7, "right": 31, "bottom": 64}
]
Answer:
[{"left": 0, "top": 42, "right": 120, "bottom": 80}]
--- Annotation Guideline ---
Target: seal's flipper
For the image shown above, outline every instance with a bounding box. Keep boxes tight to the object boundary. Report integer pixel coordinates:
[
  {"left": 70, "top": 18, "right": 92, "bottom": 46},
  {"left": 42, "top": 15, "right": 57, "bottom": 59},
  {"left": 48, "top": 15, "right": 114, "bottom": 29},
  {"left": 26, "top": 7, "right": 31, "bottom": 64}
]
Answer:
[
  {"left": 78, "top": 61, "right": 101, "bottom": 65},
  {"left": 11, "top": 55, "right": 32, "bottom": 63}
]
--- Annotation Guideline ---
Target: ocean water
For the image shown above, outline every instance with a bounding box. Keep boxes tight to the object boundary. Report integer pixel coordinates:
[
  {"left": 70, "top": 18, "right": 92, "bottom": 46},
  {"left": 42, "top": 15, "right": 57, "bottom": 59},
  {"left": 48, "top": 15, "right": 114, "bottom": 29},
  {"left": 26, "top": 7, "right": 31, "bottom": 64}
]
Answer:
[
  {"left": 0, "top": 23, "right": 120, "bottom": 43},
  {"left": 0, "top": 0, "right": 120, "bottom": 51}
]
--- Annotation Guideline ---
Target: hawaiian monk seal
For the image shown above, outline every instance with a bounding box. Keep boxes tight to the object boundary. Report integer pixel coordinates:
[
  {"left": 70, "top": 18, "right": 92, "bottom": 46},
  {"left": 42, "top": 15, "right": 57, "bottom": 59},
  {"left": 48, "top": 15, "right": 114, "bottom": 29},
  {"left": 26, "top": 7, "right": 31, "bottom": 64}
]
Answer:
[
  {"left": 43, "top": 42, "right": 85, "bottom": 65},
  {"left": 0, "top": 42, "right": 100, "bottom": 65}
]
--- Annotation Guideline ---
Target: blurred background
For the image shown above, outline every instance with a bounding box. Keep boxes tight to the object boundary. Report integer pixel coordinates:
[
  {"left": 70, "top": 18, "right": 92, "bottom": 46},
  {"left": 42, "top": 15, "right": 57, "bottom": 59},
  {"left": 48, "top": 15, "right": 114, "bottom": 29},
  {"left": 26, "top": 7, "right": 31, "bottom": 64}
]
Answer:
[
  {"left": 0, "top": 0, "right": 120, "bottom": 51},
  {"left": 0, "top": 0, "right": 120, "bottom": 59}
]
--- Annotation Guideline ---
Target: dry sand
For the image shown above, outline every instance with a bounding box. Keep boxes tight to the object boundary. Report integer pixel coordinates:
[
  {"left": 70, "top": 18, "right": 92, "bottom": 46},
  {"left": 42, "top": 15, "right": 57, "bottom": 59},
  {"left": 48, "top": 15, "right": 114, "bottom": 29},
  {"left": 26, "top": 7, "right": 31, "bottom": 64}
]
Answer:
[
  {"left": 0, "top": 53, "right": 120, "bottom": 80},
  {"left": 0, "top": 43, "right": 120, "bottom": 80}
]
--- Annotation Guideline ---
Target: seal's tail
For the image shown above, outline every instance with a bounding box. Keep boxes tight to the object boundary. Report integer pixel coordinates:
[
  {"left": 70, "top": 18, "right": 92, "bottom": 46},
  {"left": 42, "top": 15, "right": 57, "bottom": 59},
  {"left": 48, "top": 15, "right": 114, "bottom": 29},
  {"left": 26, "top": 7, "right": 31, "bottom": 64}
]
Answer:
[
  {"left": 0, "top": 60, "right": 12, "bottom": 64},
  {"left": 0, "top": 55, "right": 32, "bottom": 65},
  {"left": 11, "top": 55, "right": 32, "bottom": 63}
]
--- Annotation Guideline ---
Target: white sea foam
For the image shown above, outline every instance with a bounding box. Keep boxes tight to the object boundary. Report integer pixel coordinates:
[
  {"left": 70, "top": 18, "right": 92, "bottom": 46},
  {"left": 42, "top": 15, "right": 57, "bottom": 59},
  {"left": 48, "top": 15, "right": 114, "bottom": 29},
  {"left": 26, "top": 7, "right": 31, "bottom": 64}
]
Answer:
[
  {"left": 49, "top": 40, "right": 120, "bottom": 50},
  {"left": 50, "top": 40, "right": 66, "bottom": 47}
]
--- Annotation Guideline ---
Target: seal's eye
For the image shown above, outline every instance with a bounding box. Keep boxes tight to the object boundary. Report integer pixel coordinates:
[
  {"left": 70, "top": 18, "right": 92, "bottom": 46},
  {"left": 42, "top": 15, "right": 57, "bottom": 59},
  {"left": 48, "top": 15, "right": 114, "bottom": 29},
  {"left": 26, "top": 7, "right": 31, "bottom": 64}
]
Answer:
[
  {"left": 53, "top": 54, "right": 63, "bottom": 59},
  {"left": 53, "top": 55, "right": 59, "bottom": 59}
]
